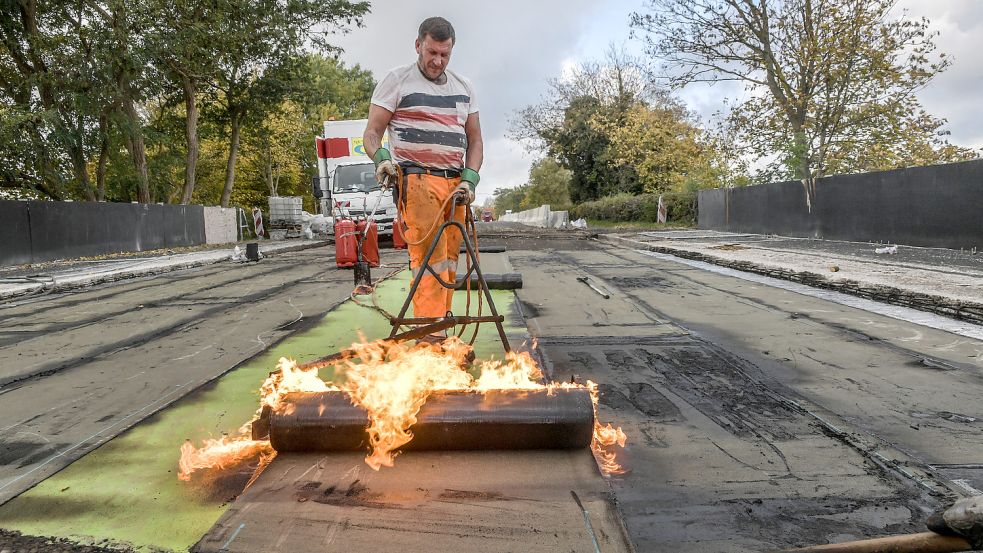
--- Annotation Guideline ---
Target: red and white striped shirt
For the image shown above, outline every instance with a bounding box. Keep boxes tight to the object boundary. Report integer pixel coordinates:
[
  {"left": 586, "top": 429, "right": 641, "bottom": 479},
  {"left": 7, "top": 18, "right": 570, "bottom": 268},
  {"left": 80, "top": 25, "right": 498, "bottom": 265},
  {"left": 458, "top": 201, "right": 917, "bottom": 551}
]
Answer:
[{"left": 370, "top": 63, "right": 478, "bottom": 171}]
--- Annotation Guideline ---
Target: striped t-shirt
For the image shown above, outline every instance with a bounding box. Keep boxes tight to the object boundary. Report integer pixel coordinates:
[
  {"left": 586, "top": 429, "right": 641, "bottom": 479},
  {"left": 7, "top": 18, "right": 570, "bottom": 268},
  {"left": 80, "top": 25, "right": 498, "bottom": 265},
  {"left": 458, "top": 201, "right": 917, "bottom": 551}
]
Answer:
[{"left": 370, "top": 63, "right": 478, "bottom": 170}]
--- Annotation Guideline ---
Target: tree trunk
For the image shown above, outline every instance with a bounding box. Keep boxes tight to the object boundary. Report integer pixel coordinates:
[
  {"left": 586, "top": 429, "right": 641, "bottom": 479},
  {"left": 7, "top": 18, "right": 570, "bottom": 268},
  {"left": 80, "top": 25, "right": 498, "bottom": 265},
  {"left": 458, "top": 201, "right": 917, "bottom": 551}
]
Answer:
[
  {"left": 181, "top": 75, "right": 199, "bottom": 205},
  {"left": 96, "top": 113, "right": 109, "bottom": 201},
  {"left": 221, "top": 109, "right": 241, "bottom": 208},
  {"left": 121, "top": 96, "right": 151, "bottom": 203},
  {"left": 70, "top": 149, "right": 95, "bottom": 201},
  {"left": 67, "top": 115, "right": 95, "bottom": 201},
  {"left": 794, "top": 132, "right": 812, "bottom": 181},
  {"left": 264, "top": 145, "right": 275, "bottom": 196}
]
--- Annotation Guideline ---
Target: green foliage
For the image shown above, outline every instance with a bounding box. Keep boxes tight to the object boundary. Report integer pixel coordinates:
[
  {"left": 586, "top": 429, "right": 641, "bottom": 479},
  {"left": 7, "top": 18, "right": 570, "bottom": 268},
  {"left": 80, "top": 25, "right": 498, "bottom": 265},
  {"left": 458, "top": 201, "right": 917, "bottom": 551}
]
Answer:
[
  {"left": 0, "top": 0, "right": 370, "bottom": 205},
  {"left": 490, "top": 157, "right": 573, "bottom": 217},
  {"left": 519, "top": 158, "right": 572, "bottom": 210},
  {"left": 569, "top": 192, "right": 697, "bottom": 226},
  {"left": 492, "top": 185, "right": 528, "bottom": 218}
]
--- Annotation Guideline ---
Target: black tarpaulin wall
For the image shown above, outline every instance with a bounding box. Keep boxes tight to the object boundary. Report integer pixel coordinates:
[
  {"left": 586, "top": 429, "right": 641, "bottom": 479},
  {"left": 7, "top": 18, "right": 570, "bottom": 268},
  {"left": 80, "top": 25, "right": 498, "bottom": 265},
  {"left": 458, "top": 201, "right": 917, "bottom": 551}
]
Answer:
[
  {"left": 0, "top": 201, "right": 206, "bottom": 266},
  {"left": 698, "top": 159, "right": 983, "bottom": 250}
]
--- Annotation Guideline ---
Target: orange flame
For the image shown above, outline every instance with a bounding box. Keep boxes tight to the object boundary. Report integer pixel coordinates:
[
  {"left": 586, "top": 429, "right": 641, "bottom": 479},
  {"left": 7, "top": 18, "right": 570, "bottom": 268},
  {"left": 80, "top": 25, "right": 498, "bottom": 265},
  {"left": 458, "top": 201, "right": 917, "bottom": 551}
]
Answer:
[
  {"left": 178, "top": 337, "right": 627, "bottom": 479},
  {"left": 177, "top": 436, "right": 274, "bottom": 481},
  {"left": 587, "top": 381, "right": 629, "bottom": 475}
]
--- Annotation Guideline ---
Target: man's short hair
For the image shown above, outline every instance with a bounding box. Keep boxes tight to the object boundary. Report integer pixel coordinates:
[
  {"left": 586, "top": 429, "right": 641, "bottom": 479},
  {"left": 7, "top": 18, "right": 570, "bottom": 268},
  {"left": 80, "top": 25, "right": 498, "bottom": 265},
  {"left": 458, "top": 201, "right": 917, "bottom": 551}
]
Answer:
[{"left": 418, "top": 17, "right": 455, "bottom": 44}]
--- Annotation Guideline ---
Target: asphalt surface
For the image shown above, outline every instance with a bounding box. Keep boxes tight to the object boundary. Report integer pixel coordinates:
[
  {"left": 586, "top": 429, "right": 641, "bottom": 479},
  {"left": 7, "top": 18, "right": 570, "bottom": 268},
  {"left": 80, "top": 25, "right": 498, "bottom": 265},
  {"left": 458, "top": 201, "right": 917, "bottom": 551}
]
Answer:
[
  {"left": 506, "top": 232, "right": 980, "bottom": 551},
  {"left": 1, "top": 227, "right": 982, "bottom": 551},
  {"left": 0, "top": 245, "right": 361, "bottom": 505}
]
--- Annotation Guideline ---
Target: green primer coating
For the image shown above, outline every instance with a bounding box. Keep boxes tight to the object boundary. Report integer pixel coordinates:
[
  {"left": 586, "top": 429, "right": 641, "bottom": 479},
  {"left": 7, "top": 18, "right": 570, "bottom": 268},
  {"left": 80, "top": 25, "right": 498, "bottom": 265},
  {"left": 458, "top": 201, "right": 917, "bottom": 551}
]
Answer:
[{"left": 0, "top": 272, "right": 521, "bottom": 552}]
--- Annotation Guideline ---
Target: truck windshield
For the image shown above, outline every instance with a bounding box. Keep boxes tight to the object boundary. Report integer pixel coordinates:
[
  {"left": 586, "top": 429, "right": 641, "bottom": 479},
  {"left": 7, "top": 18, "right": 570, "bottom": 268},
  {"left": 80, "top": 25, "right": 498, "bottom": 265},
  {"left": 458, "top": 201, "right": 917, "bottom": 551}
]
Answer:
[{"left": 334, "top": 164, "right": 380, "bottom": 193}]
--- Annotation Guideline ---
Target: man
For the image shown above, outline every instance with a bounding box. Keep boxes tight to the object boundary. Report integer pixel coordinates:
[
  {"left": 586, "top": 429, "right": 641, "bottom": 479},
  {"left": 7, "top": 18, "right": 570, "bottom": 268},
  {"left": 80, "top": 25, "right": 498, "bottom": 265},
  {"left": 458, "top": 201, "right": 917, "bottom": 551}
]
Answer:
[{"left": 363, "top": 16, "right": 483, "bottom": 344}]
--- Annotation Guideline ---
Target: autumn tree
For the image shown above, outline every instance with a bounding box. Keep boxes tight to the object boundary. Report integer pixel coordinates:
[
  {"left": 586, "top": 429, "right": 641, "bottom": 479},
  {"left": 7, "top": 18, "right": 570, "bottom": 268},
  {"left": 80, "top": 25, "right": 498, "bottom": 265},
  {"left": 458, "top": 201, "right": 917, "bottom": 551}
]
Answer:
[
  {"left": 513, "top": 49, "right": 732, "bottom": 202},
  {"left": 631, "top": 0, "right": 977, "bottom": 181},
  {"left": 512, "top": 50, "right": 653, "bottom": 202}
]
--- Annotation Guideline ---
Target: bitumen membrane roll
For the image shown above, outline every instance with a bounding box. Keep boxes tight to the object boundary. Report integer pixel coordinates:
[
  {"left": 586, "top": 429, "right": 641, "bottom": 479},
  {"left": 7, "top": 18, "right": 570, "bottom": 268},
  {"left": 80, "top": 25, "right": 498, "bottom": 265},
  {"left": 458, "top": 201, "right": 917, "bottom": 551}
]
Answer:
[
  {"left": 455, "top": 272, "right": 523, "bottom": 290},
  {"left": 258, "top": 388, "right": 595, "bottom": 452},
  {"left": 462, "top": 244, "right": 507, "bottom": 254}
]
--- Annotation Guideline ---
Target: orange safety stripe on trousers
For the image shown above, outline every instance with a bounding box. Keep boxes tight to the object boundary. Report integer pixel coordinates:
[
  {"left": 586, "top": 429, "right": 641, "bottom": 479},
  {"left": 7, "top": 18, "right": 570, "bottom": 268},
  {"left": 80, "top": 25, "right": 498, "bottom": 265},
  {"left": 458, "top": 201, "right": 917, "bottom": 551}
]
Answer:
[{"left": 400, "top": 172, "right": 466, "bottom": 319}]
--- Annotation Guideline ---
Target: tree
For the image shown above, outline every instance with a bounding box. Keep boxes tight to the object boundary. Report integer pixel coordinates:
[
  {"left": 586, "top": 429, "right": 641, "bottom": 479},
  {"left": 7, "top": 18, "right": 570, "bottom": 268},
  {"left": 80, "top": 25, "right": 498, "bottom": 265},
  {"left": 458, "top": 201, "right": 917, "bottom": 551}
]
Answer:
[
  {"left": 1, "top": 0, "right": 371, "bottom": 205},
  {"left": 0, "top": 0, "right": 115, "bottom": 200},
  {"left": 239, "top": 100, "right": 307, "bottom": 200},
  {"left": 631, "top": 0, "right": 977, "bottom": 181},
  {"left": 491, "top": 185, "right": 527, "bottom": 217},
  {"left": 208, "top": 1, "right": 370, "bottom": 207},
  {"left": 512, "top": 50, "right": 652, "bottom": 202},
  {"left": 512, "top": 49, "right": 735, "bottom": 202},
  {"left": 520, "top": 158, "right": 572, "bottom": 210},
  {"left": 597, "top": 101, "right": 735, "bottom": 194}
]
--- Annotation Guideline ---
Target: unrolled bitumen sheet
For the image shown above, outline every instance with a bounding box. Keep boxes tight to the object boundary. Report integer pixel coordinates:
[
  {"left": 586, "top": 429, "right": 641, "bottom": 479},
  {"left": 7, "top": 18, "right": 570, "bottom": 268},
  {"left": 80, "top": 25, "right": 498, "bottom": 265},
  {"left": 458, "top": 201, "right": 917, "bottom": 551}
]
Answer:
[{"left": 193, "top": 450, "right": 630, "bottom": 553}]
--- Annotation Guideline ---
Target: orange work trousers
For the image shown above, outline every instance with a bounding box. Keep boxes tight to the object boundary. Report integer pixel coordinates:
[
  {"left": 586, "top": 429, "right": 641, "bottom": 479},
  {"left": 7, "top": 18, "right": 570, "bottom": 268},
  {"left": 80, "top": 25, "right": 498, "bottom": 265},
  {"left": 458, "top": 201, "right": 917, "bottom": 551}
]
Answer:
[{"left": 398, "top": 172, "right": 467, "bottom": 319}]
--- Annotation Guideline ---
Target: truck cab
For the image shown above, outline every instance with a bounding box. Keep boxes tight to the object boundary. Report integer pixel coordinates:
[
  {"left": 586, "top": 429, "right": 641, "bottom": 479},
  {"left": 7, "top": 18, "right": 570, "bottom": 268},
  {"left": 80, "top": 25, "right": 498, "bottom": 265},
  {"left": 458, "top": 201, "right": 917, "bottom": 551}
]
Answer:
[
  {"left": 330, "top": 162, "right": 396, "bottom": 235},
  {"left": 314, "top": 119, "right": 395, "bottom": 236}
]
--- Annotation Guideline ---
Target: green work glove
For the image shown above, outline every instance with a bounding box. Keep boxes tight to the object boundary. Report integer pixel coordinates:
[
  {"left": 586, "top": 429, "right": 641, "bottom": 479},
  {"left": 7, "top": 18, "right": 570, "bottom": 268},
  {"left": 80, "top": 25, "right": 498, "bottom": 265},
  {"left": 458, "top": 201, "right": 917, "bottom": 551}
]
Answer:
[
  {"left": 456, "top": 168, "right": 479, "bottom": 204},
  {"left": 373, "top": 148, "right": 398, "bottom": 187}
]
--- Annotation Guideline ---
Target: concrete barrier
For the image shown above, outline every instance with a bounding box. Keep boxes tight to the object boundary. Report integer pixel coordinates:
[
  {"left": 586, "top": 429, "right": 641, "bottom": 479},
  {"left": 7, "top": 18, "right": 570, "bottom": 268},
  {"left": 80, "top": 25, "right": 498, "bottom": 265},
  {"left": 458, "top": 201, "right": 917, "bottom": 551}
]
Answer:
[
  {"left": 698, "top": 159, "right": 983, "bottom": 250},
  {"left": 204, "top": 207, "right": 237, "bottom": 244},
  {"left": 500, "top": 205, "right": 570, "bottom": 229}
]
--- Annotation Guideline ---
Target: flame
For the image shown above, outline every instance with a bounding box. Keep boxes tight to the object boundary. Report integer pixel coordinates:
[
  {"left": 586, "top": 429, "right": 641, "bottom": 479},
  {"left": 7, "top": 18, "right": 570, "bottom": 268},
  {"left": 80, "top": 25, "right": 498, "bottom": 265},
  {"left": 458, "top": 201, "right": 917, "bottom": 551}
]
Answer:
[
  {"left": 260, "top": 356, "right": 338, "bottom": 411},
  {"left": 179, "top": 337, "right": 628, "bottom": 480},
  {"left": 177, "top": 436, "right": 274, "bottom": 481},
  {"left": 586, "top": 381, "right": 629, "bottom": 475},
  {"left": 339, "top": 338, "right": 473, "bottom": 469}
]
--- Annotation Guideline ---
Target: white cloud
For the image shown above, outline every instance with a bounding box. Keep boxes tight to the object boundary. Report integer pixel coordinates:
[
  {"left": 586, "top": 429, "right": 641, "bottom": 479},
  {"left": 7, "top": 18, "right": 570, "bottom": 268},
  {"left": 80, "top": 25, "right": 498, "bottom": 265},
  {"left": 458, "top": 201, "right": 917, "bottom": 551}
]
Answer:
[{"left": 896, "top": 0, "right": 983, "bottom": 148}]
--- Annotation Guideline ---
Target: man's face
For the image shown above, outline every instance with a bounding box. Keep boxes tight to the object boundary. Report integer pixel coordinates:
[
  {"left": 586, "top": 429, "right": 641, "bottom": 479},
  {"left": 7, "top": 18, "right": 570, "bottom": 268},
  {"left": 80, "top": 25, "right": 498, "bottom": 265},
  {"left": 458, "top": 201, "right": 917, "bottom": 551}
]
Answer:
[{"left": 415, "top": 35, "right": 454, "bottom": 80}]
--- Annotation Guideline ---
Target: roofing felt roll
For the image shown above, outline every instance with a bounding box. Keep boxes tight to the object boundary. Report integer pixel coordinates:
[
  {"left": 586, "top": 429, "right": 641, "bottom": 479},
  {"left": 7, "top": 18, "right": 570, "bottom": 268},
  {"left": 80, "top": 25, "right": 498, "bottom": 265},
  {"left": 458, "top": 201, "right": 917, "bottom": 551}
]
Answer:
[
  {"left": 455, "top": 272, "right": 523, "bottom": 290},
  {"left": 256, "top": 388, "right": 594, "bottom": 452}
]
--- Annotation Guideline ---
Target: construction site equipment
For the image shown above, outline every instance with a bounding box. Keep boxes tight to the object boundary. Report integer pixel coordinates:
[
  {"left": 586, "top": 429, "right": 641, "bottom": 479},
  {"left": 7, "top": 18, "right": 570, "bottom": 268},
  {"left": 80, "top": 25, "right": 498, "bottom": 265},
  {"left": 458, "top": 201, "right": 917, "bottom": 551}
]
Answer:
[
  {"left": 577, "top": 276, "right": 610, "bottom": 299},
  {"left": 252, "top": 388, "right": 595, "bottom": 451},
  {"left": 461, "top": 244, "right": 505, "bottom": 253},
  {"left": 334, "top": 219, "right": 357, "bottom": 268},
  {"left": 315, "top": 119, "right": 396, "bottom": 236},
  {"left": 268, "top": 196, "right": 303, "bottom": 226},
  {"left": 783, "top": 532, "right": 970, "bottom": 553},
  {"left": 387, "top": 193, "right": 511, "bottom": 354},
  {"left": 392, "top": 215, "right": 407, "bottom": 249},
  {"left": 270, "top": 194, "right": 594, "bottom": 455},
  {"left": 456, "top": 272, "right": 522, "bottom": 290},
  {"left": 356, "top": 220, "right": 380, "bottom": 267}
]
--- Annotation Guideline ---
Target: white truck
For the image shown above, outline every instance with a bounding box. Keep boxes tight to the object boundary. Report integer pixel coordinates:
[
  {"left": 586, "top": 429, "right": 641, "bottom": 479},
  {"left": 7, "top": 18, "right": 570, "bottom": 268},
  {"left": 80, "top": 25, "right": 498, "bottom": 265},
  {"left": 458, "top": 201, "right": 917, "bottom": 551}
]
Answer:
[{"left": 314, "top": 119, "right": 395, "bottom": 236}]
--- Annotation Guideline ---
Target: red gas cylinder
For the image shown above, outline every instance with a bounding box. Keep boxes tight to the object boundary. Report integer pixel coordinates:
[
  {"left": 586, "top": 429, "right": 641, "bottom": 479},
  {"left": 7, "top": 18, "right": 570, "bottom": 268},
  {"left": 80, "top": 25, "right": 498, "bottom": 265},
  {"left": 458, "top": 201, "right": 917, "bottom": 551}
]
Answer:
[
  {"left": 392, "top": 215, "right": 407, "bottom": 250},
  {"left": 356, "top": 220, "right": 380, "bottom": 267},
  {"left": 334, "top": 218, "right": 357, "bottom": 268}
]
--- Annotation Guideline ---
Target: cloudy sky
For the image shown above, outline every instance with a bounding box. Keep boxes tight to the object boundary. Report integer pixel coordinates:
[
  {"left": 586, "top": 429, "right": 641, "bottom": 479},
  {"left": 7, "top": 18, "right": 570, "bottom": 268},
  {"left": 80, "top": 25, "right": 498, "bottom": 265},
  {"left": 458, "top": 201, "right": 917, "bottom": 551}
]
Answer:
[{"left": 329, "top": 0, "right": 983, "bottom": 204}]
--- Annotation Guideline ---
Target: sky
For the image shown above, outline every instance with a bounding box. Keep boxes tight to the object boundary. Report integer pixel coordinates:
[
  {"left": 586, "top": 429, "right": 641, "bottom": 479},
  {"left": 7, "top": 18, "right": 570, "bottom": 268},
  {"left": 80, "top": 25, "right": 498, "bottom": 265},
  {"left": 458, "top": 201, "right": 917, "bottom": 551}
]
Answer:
[{"left": 329, "top": 0, "right": 983, "bottom": 205}]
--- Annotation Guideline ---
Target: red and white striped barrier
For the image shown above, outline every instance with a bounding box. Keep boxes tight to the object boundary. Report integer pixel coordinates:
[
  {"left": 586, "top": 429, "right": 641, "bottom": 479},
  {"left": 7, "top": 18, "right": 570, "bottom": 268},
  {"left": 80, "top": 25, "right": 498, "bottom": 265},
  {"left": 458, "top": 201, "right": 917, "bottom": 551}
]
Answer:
[{"left": 252, "top": 207, "right": 265, "bottom": 238}]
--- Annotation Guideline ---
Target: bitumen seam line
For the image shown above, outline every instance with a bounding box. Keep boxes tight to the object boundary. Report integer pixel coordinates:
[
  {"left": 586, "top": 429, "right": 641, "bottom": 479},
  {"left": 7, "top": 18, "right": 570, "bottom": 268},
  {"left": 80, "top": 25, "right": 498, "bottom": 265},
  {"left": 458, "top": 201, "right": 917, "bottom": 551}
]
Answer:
[
  {"left": 0, "top": 267, "right": 335, "bottom": 391},
  {"left": 0, "top": 261, "right": 309, "bottom": 339},
  {"left": 0, "top": 240, "right": 329, "bottom": 302},
  {"left": 600, "top": 234, "right": 983, "bottom": 327}
]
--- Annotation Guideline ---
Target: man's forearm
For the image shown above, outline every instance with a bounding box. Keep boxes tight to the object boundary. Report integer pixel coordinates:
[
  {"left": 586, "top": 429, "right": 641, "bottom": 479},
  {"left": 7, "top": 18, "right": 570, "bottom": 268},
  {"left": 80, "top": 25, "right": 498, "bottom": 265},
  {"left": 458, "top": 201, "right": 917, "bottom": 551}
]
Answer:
[
  {"left": 364, "top": 129, "right": 384, "bottom": 161},
  {"left": 465, "top": 137, "right": 483, "bottom": 172}
]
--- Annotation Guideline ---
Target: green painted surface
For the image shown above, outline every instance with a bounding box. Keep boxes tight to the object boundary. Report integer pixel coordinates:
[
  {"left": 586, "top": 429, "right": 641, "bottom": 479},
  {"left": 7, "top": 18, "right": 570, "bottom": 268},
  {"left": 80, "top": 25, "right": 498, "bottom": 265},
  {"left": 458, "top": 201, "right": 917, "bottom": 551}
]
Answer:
[{"left": 0, "top": 272, "right": 521, "bottom": 552}]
